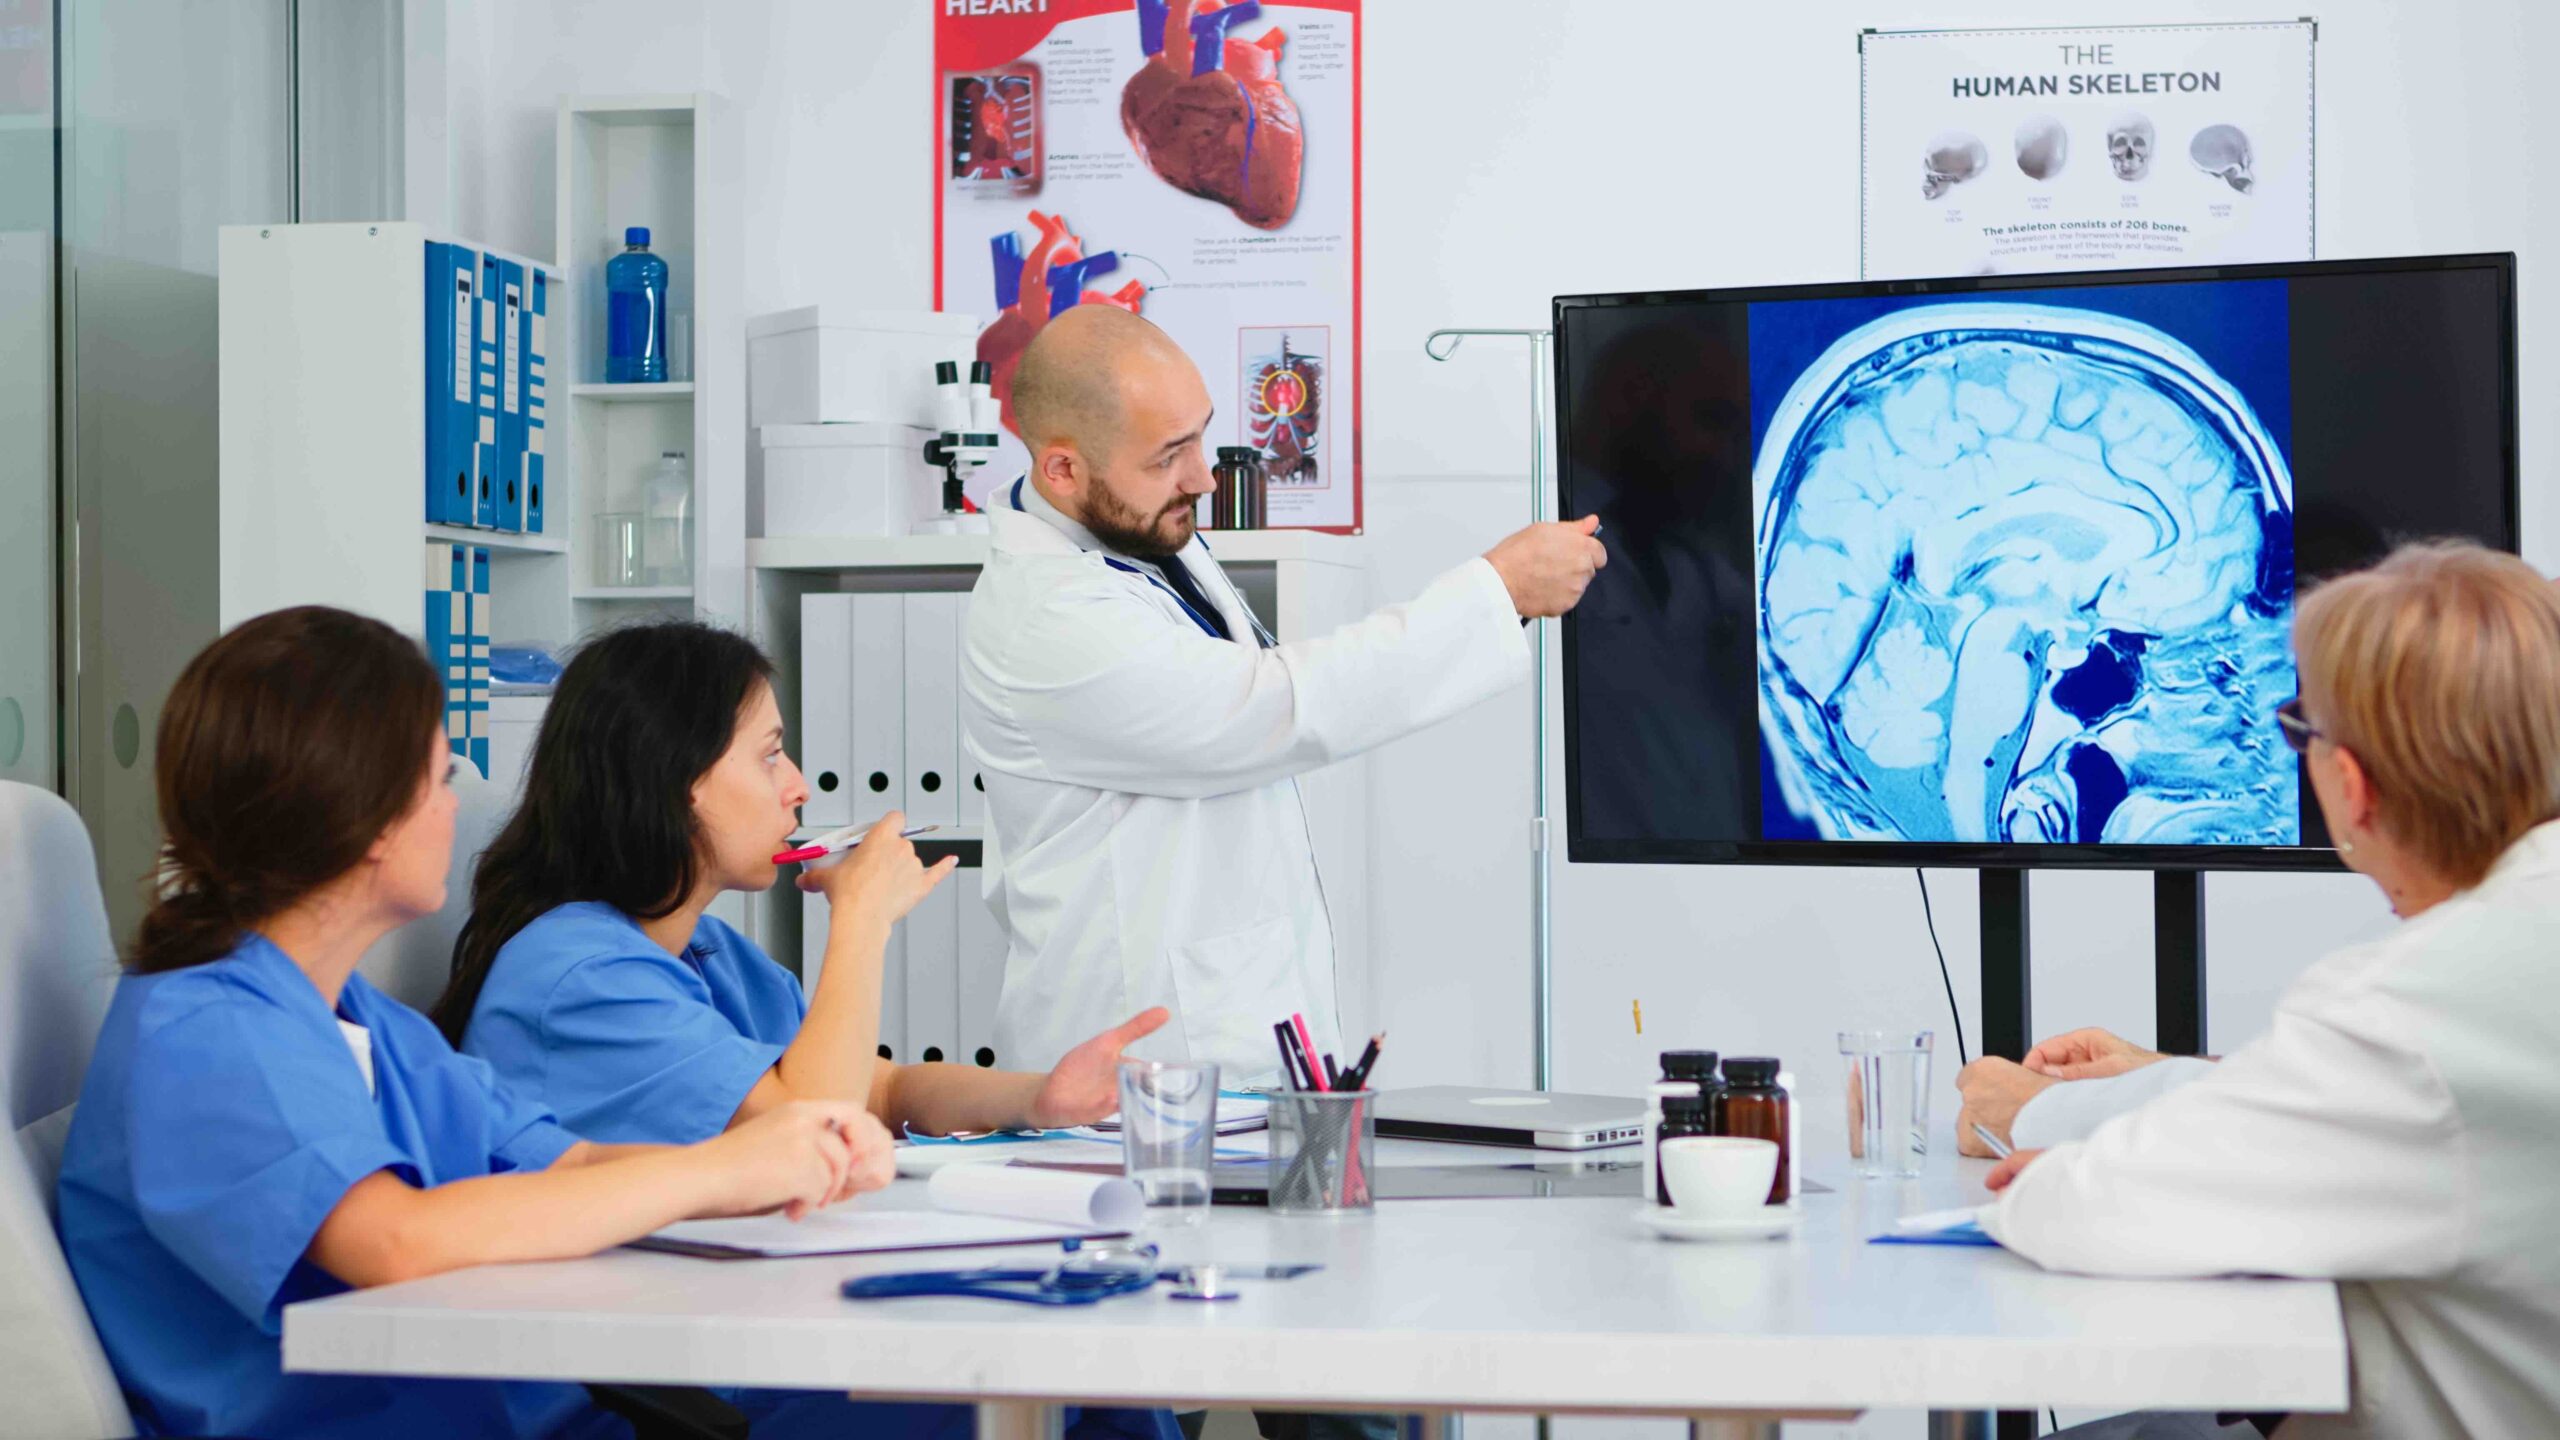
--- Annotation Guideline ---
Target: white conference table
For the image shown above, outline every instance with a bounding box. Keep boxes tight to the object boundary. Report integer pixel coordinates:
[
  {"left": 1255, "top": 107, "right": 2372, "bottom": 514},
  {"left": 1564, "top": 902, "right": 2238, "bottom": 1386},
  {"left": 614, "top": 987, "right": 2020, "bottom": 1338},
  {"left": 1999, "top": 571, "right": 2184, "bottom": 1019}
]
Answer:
[{"left": 283, "top": 1125, "right": 2346, "bottom": 1435}]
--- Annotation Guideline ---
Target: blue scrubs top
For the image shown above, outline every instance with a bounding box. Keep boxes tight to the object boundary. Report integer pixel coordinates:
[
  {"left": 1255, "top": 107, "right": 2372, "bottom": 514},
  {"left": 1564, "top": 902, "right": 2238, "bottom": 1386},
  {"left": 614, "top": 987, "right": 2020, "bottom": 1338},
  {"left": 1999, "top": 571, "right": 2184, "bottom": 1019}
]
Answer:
[
  {"left": 56, "top": 934, "right": 619, "bottom": 1440},
  {"left": 463, "top": 902, "right": 806, "bottom": 1143}
]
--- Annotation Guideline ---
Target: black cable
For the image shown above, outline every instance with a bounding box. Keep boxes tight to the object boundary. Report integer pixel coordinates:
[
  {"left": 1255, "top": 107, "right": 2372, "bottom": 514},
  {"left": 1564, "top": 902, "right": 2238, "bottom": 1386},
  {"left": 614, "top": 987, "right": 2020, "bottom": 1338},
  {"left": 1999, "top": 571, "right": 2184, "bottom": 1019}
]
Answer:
[
  {"left": 2048, "top": 1408, "right": 2060, "bottom": 1433},
  {"left": 1916, "top": 869, "right": 1969, "bottom": 1067}
]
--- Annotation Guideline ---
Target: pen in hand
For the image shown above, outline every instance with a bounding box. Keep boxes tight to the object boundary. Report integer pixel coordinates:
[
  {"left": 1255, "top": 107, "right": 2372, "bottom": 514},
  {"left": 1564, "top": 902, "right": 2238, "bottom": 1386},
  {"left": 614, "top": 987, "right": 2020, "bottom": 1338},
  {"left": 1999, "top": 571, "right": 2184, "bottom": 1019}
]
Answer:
[
  {"left": 1970, "top": 1122, "right": 2014, "bottom": 1160},
  {"left": 773, "top": 823, "right": 940, "bottom": 865}
]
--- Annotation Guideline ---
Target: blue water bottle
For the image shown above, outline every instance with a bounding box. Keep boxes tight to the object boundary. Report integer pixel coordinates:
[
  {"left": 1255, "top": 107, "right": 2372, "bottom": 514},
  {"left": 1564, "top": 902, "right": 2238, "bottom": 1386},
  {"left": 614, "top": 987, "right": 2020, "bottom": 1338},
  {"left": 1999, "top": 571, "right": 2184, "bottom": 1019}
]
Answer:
[{"left": 605, "top": 226, "right": 668, "bottom": 383}]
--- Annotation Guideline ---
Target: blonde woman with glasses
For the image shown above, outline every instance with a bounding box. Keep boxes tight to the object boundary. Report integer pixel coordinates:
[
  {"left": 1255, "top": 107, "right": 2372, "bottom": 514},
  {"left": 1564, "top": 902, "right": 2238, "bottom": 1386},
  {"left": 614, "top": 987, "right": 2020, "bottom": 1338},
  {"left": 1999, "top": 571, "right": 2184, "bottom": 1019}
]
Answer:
[{"left": 1981, "top": 540, "right": 2560, "bottom": 1440}]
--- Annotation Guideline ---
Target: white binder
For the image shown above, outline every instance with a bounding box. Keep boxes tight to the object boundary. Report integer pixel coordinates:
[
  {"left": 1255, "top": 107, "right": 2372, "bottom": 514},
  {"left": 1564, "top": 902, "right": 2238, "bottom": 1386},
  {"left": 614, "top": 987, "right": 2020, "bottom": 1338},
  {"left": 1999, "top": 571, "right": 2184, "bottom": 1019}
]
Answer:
[
  {"left": 901, "top": 592, "right": 962, "bottom": 829},
  {"left": 798, "top": 594, "right": 854, "bottom": 829},
  {"left": 956, "top": 590, "right": 986, "bottom": 830},
  {"left": 803, "top": 889, "right": 907, "bottom": 1063},
  {"left": 799, "top": 890, "right": 828, "bottom": 997},
  {"left": 956, "top": 868, "right": 1007, "bottom": 1069},
  {"left": 902, "top": 882, "right": 959, "bottom": 1065},
  {"left": 849, "top": 593, "right": 906, "bottom": 821}
]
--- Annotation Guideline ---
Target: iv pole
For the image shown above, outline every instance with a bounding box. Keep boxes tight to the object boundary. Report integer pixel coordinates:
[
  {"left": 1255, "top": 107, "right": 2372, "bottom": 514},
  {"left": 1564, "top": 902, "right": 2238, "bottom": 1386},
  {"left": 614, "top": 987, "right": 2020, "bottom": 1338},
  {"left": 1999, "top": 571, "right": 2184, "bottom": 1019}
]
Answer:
[{"left": 1424, "top": 327, "right": 1555, "bottom": 1091}]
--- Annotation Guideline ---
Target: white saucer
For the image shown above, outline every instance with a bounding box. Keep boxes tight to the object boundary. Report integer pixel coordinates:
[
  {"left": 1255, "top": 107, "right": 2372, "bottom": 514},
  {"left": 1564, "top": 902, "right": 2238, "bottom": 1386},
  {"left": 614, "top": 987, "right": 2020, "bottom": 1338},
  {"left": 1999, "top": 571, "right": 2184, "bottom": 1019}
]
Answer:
[{"left": 1630, "top": 1204, "right": 1801, "bottom": 1242}]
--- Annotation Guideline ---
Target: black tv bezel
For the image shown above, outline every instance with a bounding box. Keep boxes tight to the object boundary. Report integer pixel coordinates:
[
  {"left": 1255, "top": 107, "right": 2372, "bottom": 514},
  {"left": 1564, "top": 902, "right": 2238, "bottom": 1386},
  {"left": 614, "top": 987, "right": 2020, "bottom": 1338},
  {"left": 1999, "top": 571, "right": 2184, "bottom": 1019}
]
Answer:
[{"left": 1553, "top": 251, "right": 2522, "bottom": 872}]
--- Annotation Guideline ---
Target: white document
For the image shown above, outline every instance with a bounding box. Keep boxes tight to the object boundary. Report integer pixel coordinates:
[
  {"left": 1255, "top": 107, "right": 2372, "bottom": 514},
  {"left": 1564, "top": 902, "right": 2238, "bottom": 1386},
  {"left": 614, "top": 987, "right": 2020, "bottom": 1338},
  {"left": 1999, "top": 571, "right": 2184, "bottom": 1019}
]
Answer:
[
  {"left": 642, "top": 1164, "right": 1139, "bottom": 1257},
  {"left": 850, "top": 593, "right": 906, "bottom": 820},
  {"left": 798, "top": 594, "right": 853, "bottom": 828},
  {"left": 902, "top": 591, "right": 962, "bottom": 828},
  {"left": 1085, "top": 1093, "right": 1270, "bottom": 1136},
  {"left": 893, "top": 1134, "right": 1122, "bottom": 1178},
  {"left": 1894, "top": 1205, "right": 1992, "bottom": 1234},
  {"left": 893, "top": 1126, "right": 1272, "bottom": 1179},
  {"left": 643, "top": 1205, "right": 1090, "bottom": 1259},
  {"left": 903, "top": 881, "right": 959, "bottom": 1065},
  {"left": 956, "top": 872, "right": 1006, "bottom": 1069}
]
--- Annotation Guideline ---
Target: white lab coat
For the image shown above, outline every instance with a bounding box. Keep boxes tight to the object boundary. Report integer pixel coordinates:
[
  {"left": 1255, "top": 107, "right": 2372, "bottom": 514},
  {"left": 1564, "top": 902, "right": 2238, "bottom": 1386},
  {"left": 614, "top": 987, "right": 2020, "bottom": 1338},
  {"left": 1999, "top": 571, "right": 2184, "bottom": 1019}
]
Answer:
[
  {"left": 1983, "top": 820, "right": 2560, "bottom": 1440},
  {"left": 961, "top": 480, "right": 1530, "bottom": 1079}
]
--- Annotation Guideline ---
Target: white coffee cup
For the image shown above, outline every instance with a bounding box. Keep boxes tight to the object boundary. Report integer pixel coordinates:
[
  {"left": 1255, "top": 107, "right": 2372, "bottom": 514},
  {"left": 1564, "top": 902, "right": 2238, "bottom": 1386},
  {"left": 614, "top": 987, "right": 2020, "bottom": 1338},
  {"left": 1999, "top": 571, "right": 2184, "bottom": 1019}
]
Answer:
[{"left": 1659, "top": 1136, "right": 1780, "bottom": 1217}]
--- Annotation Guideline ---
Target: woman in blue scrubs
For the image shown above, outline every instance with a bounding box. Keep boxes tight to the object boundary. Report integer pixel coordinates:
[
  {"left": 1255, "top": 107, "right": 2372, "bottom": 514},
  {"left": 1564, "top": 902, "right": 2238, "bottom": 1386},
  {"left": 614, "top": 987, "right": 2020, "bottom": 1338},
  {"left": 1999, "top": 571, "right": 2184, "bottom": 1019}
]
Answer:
[
  {"left": 435, "top": 620, "right": 1168, "bottom": 1147},
  {"left": 56, "top": 607, "right": 888, "bottom": 1440},
  {"left": 435, "top": 621, "right": 1182, "bottom": 1440}
]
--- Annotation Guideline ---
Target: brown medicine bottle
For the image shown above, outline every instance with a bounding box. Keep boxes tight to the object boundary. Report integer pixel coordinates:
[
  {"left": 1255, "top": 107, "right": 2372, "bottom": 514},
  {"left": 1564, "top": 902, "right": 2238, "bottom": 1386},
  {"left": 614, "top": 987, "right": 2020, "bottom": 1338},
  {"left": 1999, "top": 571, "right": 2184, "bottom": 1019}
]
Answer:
[{"left": 1719, "top": 1057, "right": 1790, "bottom": 1204}]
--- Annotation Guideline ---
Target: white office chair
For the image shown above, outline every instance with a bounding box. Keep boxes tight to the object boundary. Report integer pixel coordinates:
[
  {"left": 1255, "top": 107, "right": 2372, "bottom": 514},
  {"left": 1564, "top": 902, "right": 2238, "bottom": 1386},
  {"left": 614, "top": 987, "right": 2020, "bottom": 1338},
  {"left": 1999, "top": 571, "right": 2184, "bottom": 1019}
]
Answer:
[
  {"left": 0, "top": 781, "right": 138, "bottom": 1439},
  {"left": 357, "top": 763, "right": 514, "bottom": 1015}
]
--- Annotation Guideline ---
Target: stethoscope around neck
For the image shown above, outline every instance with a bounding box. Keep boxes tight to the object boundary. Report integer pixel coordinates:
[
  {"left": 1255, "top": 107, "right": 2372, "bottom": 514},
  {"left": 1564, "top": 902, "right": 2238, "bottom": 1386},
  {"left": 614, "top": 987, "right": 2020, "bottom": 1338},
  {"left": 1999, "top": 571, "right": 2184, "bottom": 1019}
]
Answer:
[{"left": 1010, "top": 477, "right": 1277, "bottom": 647}]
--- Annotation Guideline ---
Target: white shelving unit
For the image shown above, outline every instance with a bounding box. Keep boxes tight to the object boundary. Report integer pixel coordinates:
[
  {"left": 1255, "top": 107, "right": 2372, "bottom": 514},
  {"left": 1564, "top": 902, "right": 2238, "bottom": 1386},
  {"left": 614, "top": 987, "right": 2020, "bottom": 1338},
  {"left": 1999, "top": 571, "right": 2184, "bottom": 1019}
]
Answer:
[
  {"left": 424, "top": 524, "right": 569, "bottom": 556},
  {"left": 217, "top": 221, "right": 576, "bottom": 653},
  {"left": 555, "top": 94, "right": 742, "bottom": 629}
]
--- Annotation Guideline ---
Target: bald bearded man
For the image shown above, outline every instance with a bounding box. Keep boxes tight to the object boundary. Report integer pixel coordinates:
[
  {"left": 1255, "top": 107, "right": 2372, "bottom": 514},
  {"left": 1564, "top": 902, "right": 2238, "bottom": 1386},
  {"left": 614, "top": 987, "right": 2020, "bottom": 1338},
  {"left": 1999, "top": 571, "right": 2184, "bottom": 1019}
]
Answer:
[{"left": 960, "top": 306, "right": 1605, "bottom": 1081}]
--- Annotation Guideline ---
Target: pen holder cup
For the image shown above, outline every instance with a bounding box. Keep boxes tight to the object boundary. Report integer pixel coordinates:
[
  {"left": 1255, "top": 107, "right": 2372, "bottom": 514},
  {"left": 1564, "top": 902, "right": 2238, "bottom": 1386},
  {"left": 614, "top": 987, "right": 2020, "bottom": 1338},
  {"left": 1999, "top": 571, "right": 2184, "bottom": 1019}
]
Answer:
[{"left": 1267, "top": 1091, "right": 1376, "bottom": 1216}]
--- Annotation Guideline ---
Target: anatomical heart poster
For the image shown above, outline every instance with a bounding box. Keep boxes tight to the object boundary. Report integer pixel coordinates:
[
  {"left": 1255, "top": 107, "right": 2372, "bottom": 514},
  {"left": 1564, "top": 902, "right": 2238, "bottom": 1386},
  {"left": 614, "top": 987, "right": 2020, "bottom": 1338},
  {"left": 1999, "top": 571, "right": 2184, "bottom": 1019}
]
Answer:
[
  {"left": 1860, "top": 22, "right": 2314, "bottom": 280},
  {"left": 935, "top": 0, "right": 1362, "bottom": 531}
]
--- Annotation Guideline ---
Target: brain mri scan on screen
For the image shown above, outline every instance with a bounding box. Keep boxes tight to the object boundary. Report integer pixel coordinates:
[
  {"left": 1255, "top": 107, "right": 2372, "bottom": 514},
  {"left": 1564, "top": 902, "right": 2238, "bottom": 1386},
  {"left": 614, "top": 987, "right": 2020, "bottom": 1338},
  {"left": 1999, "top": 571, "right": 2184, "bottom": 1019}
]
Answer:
[{"left": 1752, "top": 303, "right": 2296, "bottom": 846}]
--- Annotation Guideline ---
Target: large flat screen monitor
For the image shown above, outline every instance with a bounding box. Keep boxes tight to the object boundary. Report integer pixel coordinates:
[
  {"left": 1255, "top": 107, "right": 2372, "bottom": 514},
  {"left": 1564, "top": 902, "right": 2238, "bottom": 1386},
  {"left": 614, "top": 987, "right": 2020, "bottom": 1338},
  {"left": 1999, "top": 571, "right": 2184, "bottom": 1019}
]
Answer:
[{"left": 1556, "top": 254, "right": 2519, "bottom": 869}]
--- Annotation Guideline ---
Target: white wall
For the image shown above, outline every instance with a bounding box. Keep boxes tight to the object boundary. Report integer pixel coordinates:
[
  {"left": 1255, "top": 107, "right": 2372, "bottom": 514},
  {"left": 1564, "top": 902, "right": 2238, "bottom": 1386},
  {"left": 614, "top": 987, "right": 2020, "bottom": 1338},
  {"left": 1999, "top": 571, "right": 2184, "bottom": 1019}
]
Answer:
[{"left": 433, "top": 1, "right": 2550, "bottom": 1433}]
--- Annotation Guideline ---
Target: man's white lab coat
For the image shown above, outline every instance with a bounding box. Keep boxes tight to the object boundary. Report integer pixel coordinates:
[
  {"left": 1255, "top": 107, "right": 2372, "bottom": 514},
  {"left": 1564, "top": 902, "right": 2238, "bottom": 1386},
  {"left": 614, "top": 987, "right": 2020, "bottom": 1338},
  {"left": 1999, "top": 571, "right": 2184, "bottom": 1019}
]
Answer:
[
  {"left": 961, "top": 480, "right": 1528, "bottom": 1079},
  {"left": 1985, "top": 821, "right": 2560, "bottom": 1439}
]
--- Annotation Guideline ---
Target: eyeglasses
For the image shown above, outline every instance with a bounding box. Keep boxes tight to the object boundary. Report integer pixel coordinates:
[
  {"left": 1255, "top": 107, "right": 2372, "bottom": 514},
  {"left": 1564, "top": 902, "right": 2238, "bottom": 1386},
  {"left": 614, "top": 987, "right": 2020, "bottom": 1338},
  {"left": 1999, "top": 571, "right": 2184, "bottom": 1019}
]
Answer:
[{"left": 2275, "top": 696, "right": 2323, "bottom": 755}]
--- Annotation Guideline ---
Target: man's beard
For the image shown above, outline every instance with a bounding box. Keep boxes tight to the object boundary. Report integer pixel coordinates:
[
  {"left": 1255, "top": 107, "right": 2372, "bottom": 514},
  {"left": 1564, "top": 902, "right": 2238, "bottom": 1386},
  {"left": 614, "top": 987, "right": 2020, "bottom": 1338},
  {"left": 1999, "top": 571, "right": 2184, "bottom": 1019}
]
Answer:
[{"left": 1083, "top": 477, "right": 1197, "bottom": 559}]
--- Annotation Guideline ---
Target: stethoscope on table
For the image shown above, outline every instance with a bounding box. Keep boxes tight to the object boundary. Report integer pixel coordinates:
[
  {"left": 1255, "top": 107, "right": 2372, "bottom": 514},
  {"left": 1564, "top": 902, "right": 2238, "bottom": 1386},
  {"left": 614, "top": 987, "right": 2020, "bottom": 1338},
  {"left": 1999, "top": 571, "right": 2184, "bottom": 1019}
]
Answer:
[{"left": 841, "top": 1239, "right": 1321, "bottom": 1306}]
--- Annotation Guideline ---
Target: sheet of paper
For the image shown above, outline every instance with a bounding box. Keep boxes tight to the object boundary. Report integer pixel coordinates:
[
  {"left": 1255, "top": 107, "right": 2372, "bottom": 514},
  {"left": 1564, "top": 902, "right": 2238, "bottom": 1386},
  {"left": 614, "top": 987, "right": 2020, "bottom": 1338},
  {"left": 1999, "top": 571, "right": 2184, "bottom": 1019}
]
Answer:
[
  {"left": 1872, "top": 1205, "right": 2000, "bottom": 1248},
  {"left": 895, "top": 1134, "right": 1125, "bottom": 1177},
  {"left": 1084, "top": 1094, "right": 1271, "bottom": 1135},
  {"left": 642, "top": 1205, "right": 1100, "bottom": 1259}
]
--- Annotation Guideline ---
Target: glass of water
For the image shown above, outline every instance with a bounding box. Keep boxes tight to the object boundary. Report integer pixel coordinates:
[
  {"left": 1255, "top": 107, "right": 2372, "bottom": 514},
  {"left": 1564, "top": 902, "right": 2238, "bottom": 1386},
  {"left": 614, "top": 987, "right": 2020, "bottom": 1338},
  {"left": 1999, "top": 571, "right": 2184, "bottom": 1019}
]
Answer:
[
  {"left": 1839, "top": 1030, "right": 1935, "bottom": 1179},
  {"left": 1116, "top": 1059, "right": 1219, "bottom": 1227}
]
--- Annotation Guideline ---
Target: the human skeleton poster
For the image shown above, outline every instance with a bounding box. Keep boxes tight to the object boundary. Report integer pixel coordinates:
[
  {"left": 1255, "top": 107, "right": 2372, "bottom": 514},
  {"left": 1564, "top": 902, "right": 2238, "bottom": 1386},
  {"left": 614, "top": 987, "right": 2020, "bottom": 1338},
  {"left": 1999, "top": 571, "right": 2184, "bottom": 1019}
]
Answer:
[{"left": 1862, "top": 22, "right": 2316, "bottom": 279}]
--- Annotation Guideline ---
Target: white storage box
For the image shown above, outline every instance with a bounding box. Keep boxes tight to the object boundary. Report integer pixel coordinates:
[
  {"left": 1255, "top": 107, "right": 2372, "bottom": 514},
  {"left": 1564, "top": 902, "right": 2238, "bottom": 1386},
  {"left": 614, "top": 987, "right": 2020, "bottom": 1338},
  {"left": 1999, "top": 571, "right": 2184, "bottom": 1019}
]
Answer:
[
  {"left": 761, "top": 424, "right": 944, "bottom": 538},
  {"left": 486, "top": 692, "right": 551, "bottom": 797},
  {"left": 747, "top": 306, "right": 980, "bottom": 428}
]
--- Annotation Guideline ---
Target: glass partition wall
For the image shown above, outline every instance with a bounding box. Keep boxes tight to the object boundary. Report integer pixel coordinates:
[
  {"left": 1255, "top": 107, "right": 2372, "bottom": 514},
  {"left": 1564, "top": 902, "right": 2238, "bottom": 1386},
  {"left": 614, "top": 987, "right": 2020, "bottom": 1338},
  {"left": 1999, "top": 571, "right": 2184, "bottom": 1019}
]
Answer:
[
  {"left": 0, "top": 0, "right": 55, "bottom": 794},
  {"left": 21, "top": 0, "right": 400, "bottom": 941}
]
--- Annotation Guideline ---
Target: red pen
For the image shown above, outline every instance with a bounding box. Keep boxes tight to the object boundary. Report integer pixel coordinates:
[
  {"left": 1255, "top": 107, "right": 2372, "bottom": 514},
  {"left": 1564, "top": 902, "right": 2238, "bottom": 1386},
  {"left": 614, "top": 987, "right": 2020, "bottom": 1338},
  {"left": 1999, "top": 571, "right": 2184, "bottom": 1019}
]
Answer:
[{"left": 1289, "top": 1013, "right": 1330, "bottom": 1092}]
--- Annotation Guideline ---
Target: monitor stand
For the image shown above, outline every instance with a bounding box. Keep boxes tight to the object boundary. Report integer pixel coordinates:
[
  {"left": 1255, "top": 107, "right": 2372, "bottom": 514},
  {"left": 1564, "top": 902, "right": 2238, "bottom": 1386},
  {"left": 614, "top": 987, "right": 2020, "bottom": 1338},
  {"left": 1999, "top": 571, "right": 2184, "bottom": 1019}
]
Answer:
[
  {"left": 1977, "top": 869, "right": 2209, "bottom": 1062},
  {"left": 1976, "top": 869, "right": 2208, "bottom": 1440}
]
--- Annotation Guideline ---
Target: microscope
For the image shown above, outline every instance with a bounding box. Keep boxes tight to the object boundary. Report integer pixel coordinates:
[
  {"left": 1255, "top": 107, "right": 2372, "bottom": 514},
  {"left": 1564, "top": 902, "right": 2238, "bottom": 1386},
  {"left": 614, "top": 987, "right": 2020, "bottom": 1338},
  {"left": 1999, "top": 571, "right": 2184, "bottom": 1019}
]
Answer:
[{"left": 919, "top": 359, "right": 1002, "bottom": 535}]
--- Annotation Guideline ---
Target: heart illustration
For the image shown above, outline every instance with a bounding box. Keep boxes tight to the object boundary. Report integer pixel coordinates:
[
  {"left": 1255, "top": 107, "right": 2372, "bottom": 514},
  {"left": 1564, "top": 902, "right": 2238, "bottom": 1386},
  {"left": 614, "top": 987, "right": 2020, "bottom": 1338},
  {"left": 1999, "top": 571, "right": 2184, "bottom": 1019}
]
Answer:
[{"left": 1121, "top": 0, "right": 1303, "bottom": 230}]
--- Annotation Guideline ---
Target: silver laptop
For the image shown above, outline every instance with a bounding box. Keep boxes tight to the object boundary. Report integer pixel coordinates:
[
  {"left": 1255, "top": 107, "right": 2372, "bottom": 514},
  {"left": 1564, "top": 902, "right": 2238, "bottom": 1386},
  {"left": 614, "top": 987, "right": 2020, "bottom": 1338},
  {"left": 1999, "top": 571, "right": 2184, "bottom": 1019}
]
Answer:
[{"left": 1371, "top": 1086, "right": 1648, "bottom": 1151}]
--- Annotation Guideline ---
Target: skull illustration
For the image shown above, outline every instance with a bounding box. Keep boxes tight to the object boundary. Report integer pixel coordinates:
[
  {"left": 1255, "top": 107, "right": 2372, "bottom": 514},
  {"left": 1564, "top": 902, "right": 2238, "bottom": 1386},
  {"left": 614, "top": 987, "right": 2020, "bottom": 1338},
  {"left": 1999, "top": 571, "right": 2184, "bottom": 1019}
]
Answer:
[
  {"left": 1922, "top": 131, "right": 1989, "bottom": 201},
  {"left": 2107, "top": 112, "right": 2156, "bottom": 181},
  {"left": 2013, "top": 115, "right": 2069, "bottom": 181},
  {"left": 2190, "top": 124, "right": 2255, "bottom": 194}
]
